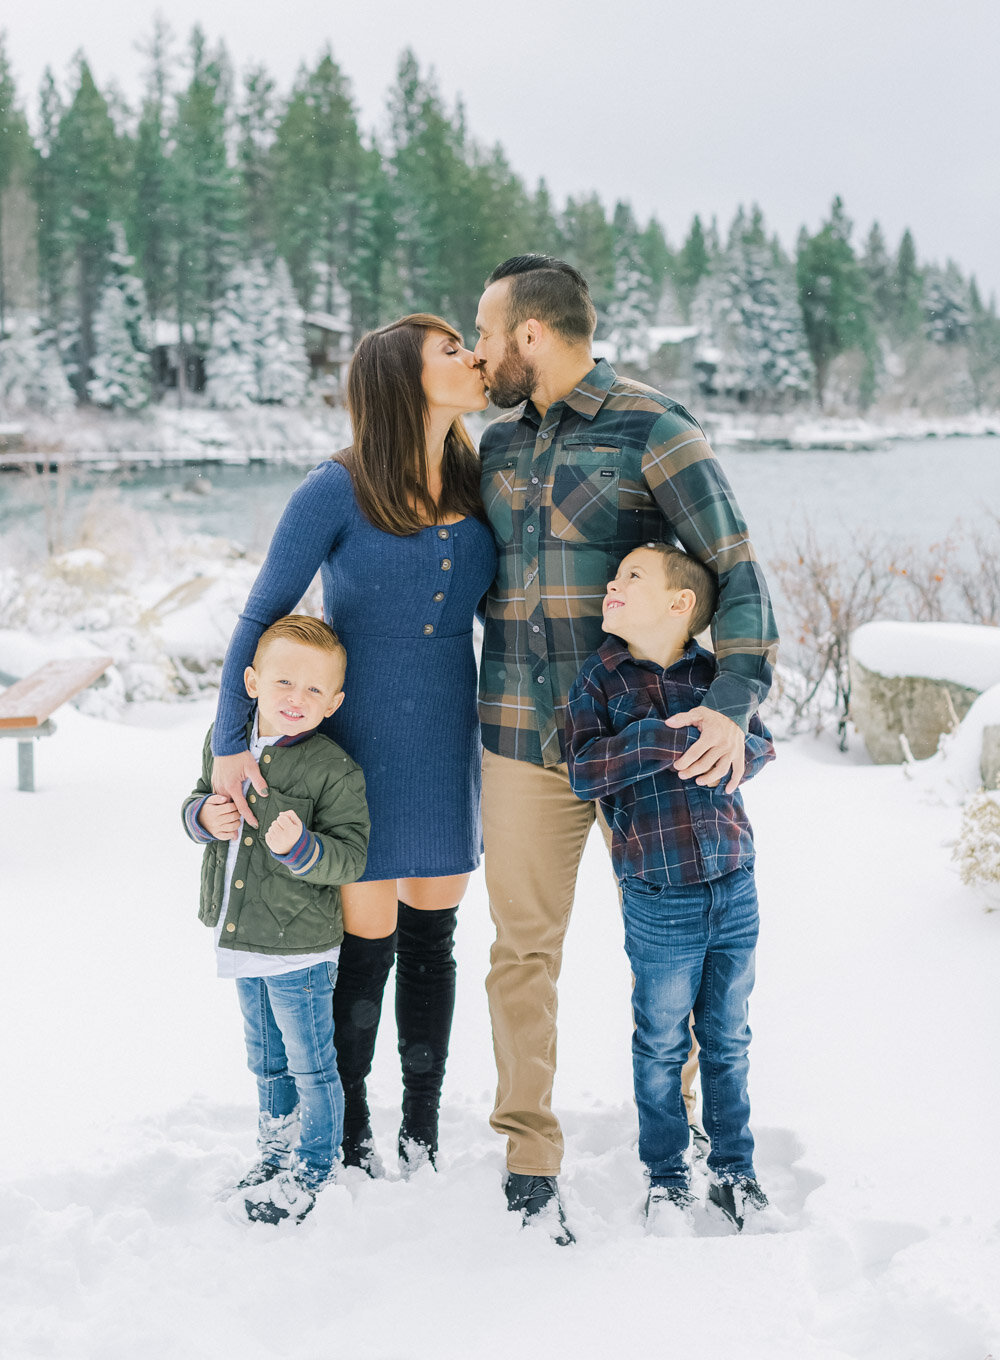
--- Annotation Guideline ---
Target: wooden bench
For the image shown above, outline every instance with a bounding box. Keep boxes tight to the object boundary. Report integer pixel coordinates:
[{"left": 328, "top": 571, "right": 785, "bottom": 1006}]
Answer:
[{"left": 0, "top": 657, "right": 114, "bottom": 791}]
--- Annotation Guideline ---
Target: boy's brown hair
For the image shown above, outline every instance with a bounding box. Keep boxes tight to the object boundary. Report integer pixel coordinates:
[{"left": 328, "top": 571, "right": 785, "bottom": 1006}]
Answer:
[
  {"left": 641, "top": 542, "right": 719, "bottom": 640},
  {"left": 252, "top": 615, "right": 347, "bottom": 688}
]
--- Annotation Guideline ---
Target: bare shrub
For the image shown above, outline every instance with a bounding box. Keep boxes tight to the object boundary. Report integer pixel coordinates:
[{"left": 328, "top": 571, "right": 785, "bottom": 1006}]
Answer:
[{"left": 767, "top": 523, "right": 897, "bottom": 742}]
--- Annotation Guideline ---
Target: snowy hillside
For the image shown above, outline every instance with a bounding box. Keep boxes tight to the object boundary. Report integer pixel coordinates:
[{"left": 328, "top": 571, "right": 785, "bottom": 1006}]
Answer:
[{"left": 1, "top": 693, "right": 998, "bottom": 1360}]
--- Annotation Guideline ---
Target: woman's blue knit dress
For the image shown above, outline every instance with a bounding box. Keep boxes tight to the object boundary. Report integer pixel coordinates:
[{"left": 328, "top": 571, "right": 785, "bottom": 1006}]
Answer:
[{"left": 214, "top": 460, "right": 498, "bottom": 881}]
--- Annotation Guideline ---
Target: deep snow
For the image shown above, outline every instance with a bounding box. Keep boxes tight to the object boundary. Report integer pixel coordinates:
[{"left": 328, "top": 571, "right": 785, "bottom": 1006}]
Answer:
[{"left": 1, "top": 697, "right": 999, "bottom": 1360}]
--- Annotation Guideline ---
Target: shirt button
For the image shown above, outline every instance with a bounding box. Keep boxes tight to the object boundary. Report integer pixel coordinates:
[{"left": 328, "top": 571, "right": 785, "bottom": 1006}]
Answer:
[
  {"left": 433, "top": 591, "right": 444, "bottom": 602},
  {"left": 437, "top": 528, "right": 450, "bottom": 540},
  {"left": 526, "top": 525, "right": 535, "bottom": 534},
  {"left": 262, "top": 754, "right": 271, "bottom": 764},
  {"left": 441, "top": 558, "right": 451, "bottom": 570},
  {"left": 530, "top": 476, "right": 539, "bottom": 485},
  {"left": 226, "top": 923, "right": 236, "bottom": 933},
  {"left": 532, "top": 625, "right": 540, "bottom": 633},
  {"left": 423, "top": 624, "right": 434, "bottom": 635},
  {"left": 537, "top": 676, "right": 545, "bottom": 684},
  {"left": 244, "top": 836, "right": 253, "bottom": 846},
  {"left": 234, "top": 879, "right": 244, "bottom": 889}
]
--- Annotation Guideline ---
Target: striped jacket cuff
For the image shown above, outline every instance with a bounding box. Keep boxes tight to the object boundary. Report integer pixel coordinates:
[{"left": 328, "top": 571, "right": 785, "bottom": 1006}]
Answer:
[
  {"left": 185, "top": 796, "right": 217, "bottom": 843},
  {"left": 271, "top": 825, "right": 324, "bottom": 876}
]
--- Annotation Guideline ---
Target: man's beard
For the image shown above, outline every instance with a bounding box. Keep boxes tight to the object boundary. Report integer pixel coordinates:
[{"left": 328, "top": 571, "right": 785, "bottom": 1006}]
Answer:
[{"left": 486, "top": 339, "right": 537, "bottom": 409}]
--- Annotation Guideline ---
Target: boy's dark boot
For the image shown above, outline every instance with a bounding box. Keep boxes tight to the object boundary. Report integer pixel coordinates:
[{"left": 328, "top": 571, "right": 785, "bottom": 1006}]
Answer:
[
  {"left": 394, "top": 902, "right": 458, "bottom": 1172},
  {"left": 332, "top": 929, "right": 396, "bottom": 1174}
]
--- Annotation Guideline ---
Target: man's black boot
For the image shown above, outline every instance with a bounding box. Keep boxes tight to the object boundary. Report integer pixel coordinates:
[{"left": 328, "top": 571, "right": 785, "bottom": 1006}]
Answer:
[
  {"left": 504, "top": 1172, "right": 576, "bottom": 1246},
  {"left": 332, "top": 929, "right": 396, "bottom": 1174},
  {"left": 394, "top": 903, "right": 457, "bottom": 1172}
]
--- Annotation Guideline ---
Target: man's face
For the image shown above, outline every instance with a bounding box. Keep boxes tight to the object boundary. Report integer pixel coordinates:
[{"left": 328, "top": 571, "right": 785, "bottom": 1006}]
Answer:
[{"left": 474, "top": 280, "right": 537, "bottom": 409}]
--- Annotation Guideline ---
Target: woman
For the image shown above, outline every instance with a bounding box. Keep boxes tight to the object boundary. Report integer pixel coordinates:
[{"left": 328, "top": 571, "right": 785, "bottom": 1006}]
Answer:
[{"left": 211, "top": 314, "right": 496, "bottom": 1174}]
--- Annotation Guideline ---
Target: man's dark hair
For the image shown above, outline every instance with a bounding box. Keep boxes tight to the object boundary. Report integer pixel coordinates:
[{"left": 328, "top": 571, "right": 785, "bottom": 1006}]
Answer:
[
  {"left": 642, "top": 542, "right": 719, "bottom": 640},
  {"left": 486, "top": 254, "right": 597, "bottom": 343}
]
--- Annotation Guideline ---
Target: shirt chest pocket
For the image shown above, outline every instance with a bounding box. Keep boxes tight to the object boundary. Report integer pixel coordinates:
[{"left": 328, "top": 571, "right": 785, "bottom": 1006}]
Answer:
[
  {"left": 481, "top": 457, "right": 518, "bottom": 544},
  {"left": 550, "top": 441, "right": 624, "bottom": 543}
]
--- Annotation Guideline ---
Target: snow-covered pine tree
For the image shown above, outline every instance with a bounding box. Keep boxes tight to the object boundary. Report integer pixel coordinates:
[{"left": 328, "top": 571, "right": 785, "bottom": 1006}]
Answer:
[
  {"left": 87, "top": 224, "right": 152, "bottom": 409},
  {"left": 259, "top": 257, "right": 308, "bottom": 404},
  {"left": 605, "top": 202, "right": 654, "bottom": 367},
  {"left": 0, "top": 319, "right": 76, "bottom": 415},
  {"left": 206, "top": 255, "right": 309, "bottom": 407},
  {"left": 923, "top": 261, "right": 972, "bottom": 344}
]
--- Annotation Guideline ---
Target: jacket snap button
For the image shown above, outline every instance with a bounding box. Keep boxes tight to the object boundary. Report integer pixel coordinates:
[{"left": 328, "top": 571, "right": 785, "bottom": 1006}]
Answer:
[
  {"left": 249, "top": 793, "right": 256, "bottom": 803},
  {"left": 234, "top": 879, "right": 244, "bottom": 889},
  {"left": 226, "top": 923, "right": 236, "bottom": 933},
  {"left": 244, "top": 836, "right": 253, "bottom": 846},
  {"left": 262, "top": 754, "right": 272, "bottom": 764}
]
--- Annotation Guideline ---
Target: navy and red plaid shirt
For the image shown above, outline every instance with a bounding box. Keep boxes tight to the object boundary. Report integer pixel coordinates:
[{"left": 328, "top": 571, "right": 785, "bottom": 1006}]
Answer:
[{"left": 565, "top": 636, "right": 775, "bottom": 886}]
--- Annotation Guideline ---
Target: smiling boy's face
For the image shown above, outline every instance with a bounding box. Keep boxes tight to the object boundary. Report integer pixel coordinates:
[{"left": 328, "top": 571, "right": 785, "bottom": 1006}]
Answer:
[
  {"left": 244, "top": 638, "right": 344, "bottom": 738},
  {"left": 602, "top": 547, "right": 680, "bottom": 643}
]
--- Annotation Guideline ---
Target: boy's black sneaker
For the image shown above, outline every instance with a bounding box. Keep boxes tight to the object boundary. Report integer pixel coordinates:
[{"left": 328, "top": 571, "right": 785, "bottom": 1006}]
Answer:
[
  {"left": 504, "top": 1173, "right": 575, "bottom": 1246},
  {"left": 707, "top": 1175, "right": 769, "bottom": 1231},
  {"left": 243, "top": 1169, "right": 317, "bottom": 1226}
]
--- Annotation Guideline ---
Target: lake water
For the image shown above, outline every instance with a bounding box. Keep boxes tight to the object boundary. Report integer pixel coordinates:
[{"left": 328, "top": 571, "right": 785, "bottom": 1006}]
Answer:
[{"left": 1, "top": 436, "right": 997, "bottom": 571}]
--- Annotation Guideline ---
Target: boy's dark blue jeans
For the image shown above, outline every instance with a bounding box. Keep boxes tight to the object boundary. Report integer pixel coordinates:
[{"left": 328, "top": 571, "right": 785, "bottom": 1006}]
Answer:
[
  {"left": 235, "top": 961, "right": 344, "bottom": 1190},
  {"left": 621, "top": 864, "right": 759, "bottom": 1187}
]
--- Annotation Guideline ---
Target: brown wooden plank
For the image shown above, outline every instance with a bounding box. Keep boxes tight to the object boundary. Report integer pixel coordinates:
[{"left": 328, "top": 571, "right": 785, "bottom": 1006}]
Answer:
[{"left": 0, "top": 657, "right": 114, "bottom": 728}]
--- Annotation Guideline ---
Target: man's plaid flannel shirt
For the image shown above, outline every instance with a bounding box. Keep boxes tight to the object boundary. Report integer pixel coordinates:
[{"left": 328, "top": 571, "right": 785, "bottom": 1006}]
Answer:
[
  {"left": 477, "top": 359, "right": 779, "bottom": 767},
  {"left": 565, "top": 636, "right": 775, "bottom": 885}
]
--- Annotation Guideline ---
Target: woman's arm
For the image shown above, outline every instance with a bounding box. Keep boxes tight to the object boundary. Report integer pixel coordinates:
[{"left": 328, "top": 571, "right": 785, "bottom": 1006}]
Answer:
[{"left": 211, "top": 462, "right": 350, "bottom": 823}]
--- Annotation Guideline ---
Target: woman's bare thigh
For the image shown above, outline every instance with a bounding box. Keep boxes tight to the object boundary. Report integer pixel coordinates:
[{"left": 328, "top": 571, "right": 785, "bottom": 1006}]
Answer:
[{"left": 341, "top": 874, "right": 472, "bottom": 938}]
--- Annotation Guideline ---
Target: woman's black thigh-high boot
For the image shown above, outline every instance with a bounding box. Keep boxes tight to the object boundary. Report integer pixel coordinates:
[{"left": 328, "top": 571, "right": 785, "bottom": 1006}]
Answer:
[
  {"left": 332, "top": 930, "right": 396, "bottom": 1174},
  {"left": 394, "top": 902, "right": 458, "bottom": 1171}
]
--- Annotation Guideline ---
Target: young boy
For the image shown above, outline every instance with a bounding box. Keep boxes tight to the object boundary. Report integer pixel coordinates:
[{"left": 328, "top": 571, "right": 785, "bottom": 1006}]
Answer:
[
  {"left": 182, "top": 615, "right": 369, "bottom": 1226},
  {"left": 565, "top": 544, "right": 776, "bottom": 1235}
]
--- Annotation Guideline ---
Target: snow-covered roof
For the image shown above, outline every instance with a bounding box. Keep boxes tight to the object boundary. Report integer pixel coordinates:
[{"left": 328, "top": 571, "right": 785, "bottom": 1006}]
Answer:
[
  {"left": 304, "top": 312, "right": 353, "bottom": 335},
  {"left": 648, "top": 325, "right": 700, "bottom": 348},
  {"left": 851, "top": 621, "right": 1000, "bottom": 691}
]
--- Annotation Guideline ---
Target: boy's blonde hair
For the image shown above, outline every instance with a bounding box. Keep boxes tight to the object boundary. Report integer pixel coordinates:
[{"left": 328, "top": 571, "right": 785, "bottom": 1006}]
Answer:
[
  {"left": 253, "top": 615, "right": 347, "bottom": 689},
  {"left": 640, "top": 542, "right": 718, "bottom": 639}
]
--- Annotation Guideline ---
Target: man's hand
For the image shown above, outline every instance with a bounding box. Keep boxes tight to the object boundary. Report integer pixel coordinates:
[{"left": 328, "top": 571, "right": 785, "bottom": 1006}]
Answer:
[
  {"left": 265, "top": 809, "right": 303, "bottom": 857},
  {"left": 665, "top": 706, "right": 745, "bottom": 793},
  {"left": 197, "top": 793, "right": 241, "bottom": 841},
  {"left": 211, "top": 751, "right": 267, "bottom": 828}
]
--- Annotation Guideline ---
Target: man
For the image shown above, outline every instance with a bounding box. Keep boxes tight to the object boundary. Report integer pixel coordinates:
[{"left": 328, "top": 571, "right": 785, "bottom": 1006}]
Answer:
[{"left": 473, "top": 255, "right": 778, "bottom": 1244}]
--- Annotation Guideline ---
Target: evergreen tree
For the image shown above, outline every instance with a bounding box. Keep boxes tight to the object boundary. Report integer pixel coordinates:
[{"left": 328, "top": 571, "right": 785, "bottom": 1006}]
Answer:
[
  {"left": 891, "top": 228, "right": 923, "bottom": 339},
  {"left": 258, "top": 257, "right": 308, "bottom": 403},
  {"left": 674, "top": 214, "right": 712, "bottom": 316},
  {"left": 34, "top": 69, "right": 65, "bottom": 325},
  {"left": 129, "top": 18, "right": 174, "bottom": 322},
  {"left": 0, "top": 319, "right": 75, "bottom": 415},
  {"left": 87, "top": 224, "right": 151, "bottom": 409},
  {"left": 238, "top": 63, "right": 278, "bottom": 255},
  {"left": 967, "top": 279, "right": 1000, "bottom": 408},
  {"left": 560, "top": 193, "right": 615, "bottom": 320},
  {"left": 169, "top": 28, "right": 243, "bottom": 381},
  {"left": 796, "top": 197, "right": 873, "bottom": 405},
  {"left": 270, "top": 50, "right": 377, "bottom": 336},
  {"left": 524, "top": 179, "right": 564, "bottom": 258},
  {"left": 637, "top": 216, "right": 674, "bottom": 320},
  {"left": 0, "top": 35, "right": 35, "bottom": 335},
  {"left": 52, "top": 57, "right": 128, "bottom": 396}
]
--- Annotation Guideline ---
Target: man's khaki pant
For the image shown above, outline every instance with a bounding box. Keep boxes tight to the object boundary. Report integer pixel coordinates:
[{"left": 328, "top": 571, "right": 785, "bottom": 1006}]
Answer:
[{"left": 482, "top": 748, "right": 698, "bottom": 1175}]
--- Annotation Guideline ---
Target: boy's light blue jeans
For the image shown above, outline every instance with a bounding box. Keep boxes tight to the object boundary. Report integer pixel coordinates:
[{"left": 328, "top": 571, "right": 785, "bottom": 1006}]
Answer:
[
  {"left": 621, "top": 864, "right": 759, "bottom": 1187},
  {"left": 235, "top": 961, "right": 343, "bottom": 1190}
]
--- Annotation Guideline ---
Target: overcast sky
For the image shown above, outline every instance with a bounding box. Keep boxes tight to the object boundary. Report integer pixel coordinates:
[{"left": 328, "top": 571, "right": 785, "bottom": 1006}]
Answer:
[{"left": 4, "top": 0, "right": 999, "bottom": 298}]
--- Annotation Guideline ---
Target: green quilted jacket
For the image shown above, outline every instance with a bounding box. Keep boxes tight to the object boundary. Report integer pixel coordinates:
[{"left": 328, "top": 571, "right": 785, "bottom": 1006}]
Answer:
[{"left": 182, "top": 723, "right": 369, "bottom": 955}]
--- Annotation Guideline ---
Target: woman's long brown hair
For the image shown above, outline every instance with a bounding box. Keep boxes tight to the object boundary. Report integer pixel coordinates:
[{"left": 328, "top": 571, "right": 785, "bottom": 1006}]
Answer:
[{"left": 336, "top": 314, "right": 485, "bottom": 536}]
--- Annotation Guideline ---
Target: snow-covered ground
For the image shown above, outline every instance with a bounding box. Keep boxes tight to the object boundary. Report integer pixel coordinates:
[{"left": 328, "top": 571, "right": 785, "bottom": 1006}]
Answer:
[{"left": 2, "top": 692, "right": 998, "bottom": 1360}]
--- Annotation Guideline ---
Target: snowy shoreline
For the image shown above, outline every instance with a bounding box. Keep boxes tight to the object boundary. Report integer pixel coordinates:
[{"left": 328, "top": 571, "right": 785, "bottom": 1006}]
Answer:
[{"left": 1, "top": 404, "right": 999, "bottom": 466}]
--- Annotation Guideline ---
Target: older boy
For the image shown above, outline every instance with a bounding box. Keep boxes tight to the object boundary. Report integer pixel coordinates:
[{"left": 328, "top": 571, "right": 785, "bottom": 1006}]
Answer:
[
  {"left": 565, "top": 545, "right": 775, "bottom": 1234},
  {"left": 183, "top": 615, "right": 369, "bottom": 1225}
]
